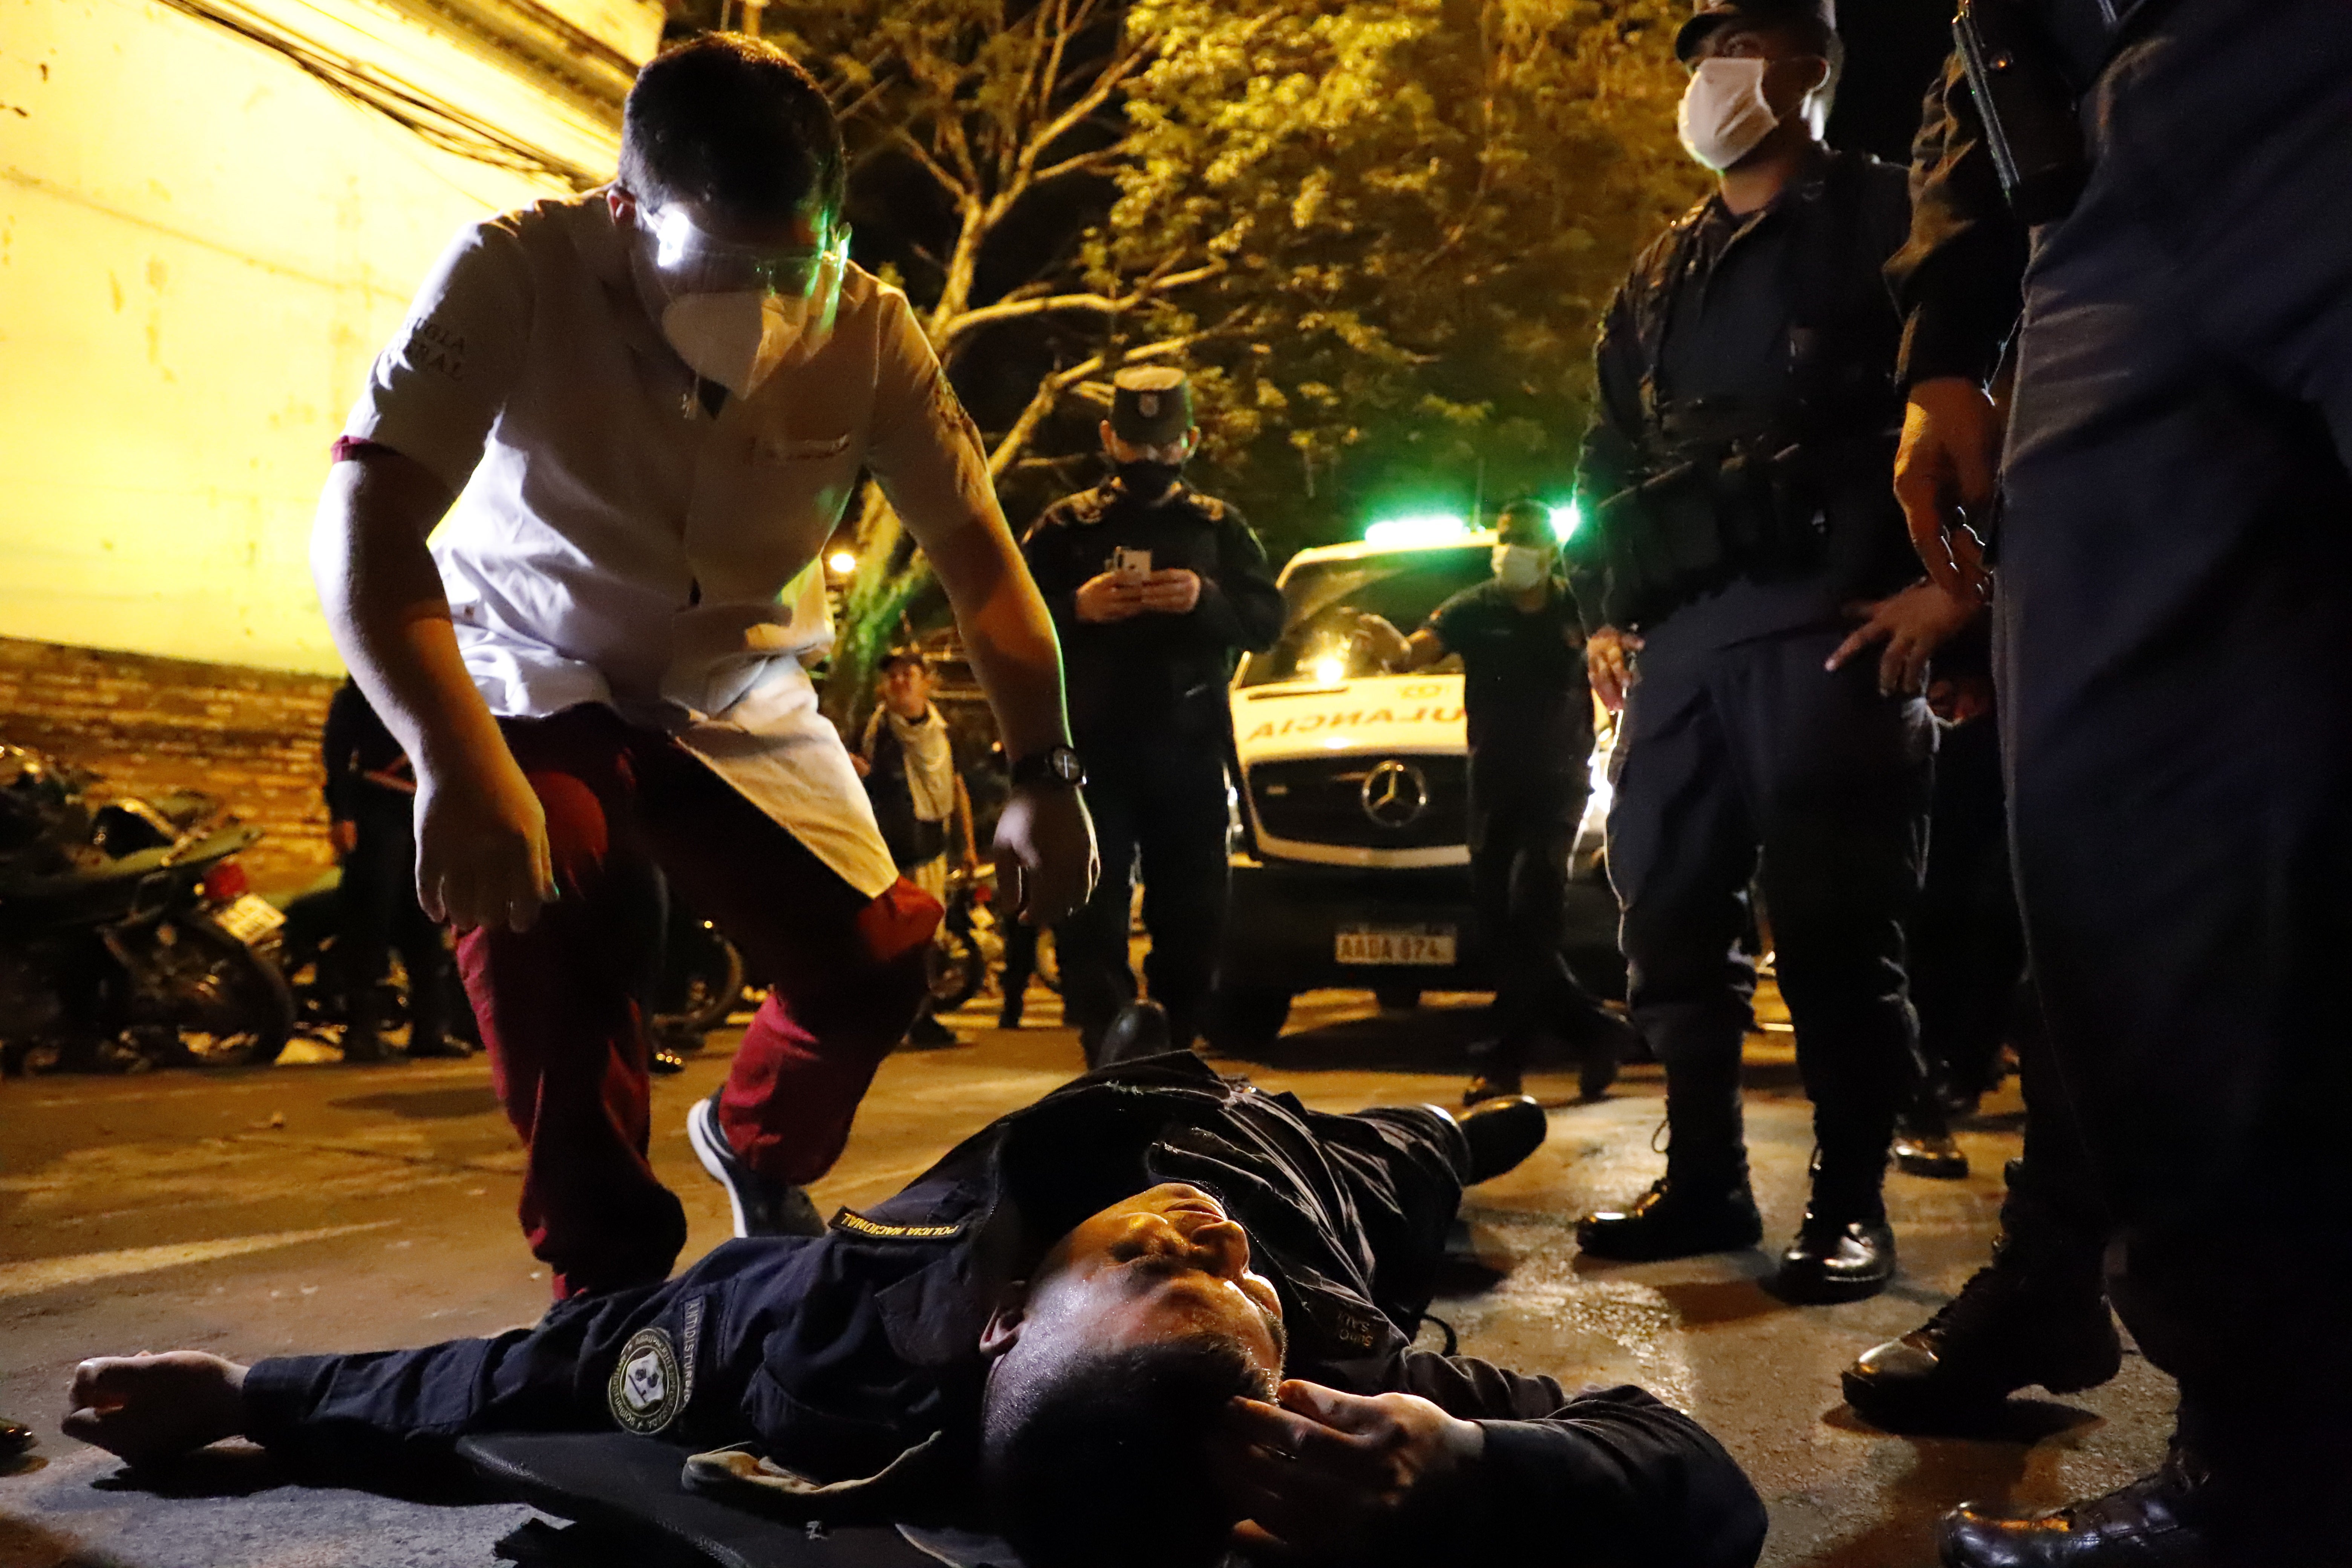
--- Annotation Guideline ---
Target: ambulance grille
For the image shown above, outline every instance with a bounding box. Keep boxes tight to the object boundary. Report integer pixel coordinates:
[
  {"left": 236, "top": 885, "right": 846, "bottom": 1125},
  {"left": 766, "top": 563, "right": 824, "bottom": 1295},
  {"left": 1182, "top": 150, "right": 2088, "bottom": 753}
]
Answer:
[{"left": 1247, "top": 755, "right": 1467, "bottom": 850}]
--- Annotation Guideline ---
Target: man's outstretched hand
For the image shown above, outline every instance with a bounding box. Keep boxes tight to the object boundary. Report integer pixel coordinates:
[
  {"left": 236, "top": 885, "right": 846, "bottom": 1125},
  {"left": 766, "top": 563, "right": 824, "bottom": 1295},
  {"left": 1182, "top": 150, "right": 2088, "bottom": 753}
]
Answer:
[
  {"left": 1893, "top": 377, "right": 2000, "bottom": 599},
  {"left": 992, "top": 781, "right": 1098, "bottom": 928},
  {"left": 64, "top": 1352, "right": 249, "bottom": 1467},
  {"left": 1827, "top": 580, "right": 1983, "bottom": 697},
  {"left": 1218, "top": 1380, "right": 1485, "bottom": 1562}
]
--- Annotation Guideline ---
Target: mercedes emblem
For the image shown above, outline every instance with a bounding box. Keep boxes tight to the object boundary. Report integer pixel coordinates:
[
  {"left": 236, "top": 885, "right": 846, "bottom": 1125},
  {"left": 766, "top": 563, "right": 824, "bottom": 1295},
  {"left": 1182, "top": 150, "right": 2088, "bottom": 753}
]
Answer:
[{"left": 1359, "top": 759, "right": 1430, "bottom": 828}]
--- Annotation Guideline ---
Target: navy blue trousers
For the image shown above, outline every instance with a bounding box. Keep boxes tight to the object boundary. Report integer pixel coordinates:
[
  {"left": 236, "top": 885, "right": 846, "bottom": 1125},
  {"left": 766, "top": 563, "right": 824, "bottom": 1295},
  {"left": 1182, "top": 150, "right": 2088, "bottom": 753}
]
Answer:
[{"left": 1998, "top": 0, "right": 2352, "bottom": 1475}]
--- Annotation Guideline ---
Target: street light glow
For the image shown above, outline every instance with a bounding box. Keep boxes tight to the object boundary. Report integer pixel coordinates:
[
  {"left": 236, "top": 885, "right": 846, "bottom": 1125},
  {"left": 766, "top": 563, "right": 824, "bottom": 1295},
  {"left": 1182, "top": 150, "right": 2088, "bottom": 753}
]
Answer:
[
  {"left": 1549, "top": 502, "right": 1582, "bottom": 542},
  {"left": 827, "top": 550, "right": 858, "bottom": 575}
]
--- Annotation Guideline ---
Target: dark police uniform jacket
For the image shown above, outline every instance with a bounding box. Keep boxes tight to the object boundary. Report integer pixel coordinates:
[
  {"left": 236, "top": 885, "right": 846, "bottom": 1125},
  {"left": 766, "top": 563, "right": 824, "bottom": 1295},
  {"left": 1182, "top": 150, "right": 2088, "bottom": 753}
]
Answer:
[
  {"left": 241, "top": 1054, "right": 1766, "bottom": 1566},
  {"left": 1021, "top": 476, "right": 1285, "bottom": 747},
  {"left": 1886, "top": 1, "right": 2171, "bottom": 391},
  {"left": 1570, "top": 147, "right": 1918, "bottom": 646}
]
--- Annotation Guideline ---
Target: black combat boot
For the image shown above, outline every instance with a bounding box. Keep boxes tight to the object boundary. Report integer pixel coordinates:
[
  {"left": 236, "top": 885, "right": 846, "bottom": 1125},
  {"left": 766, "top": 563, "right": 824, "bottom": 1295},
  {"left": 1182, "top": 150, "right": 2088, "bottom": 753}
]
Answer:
[
  {"left": 1844, "top": 1188, "right": 2117, "bottom": 1429},
  {"left": 1577, "top": 1170, "right": 1763, "bottom": 1262},
  {"left": 1939, "top": 1444, "right": 2217, "bottom": 1568},
  {"left": 1775, "top": 1151, "right": 1895, "bottom": 1303},
  {"left": 1893, "top": 1084, "right": 1968, "bottom": 1179}
]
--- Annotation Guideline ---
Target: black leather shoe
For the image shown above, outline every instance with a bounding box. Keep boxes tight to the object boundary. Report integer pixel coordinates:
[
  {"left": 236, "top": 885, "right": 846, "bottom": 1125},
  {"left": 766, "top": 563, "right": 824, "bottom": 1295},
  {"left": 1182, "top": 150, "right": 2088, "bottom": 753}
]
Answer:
[
  {"left": 686, "top": 1093, "right": 824, "bottom": 1239},
  {"left": 902, "top": 1014, "right": 965, "bottom": 1051},
  {"left": 1894, "top": 1121, "right": 1969, "bottom": 1179},
  {"left": 2, "top": 1416, "right": 32, "bottom": 1455},
  {"left": 404, "top": 1035, "right": 472, "bottom": 1060},
  {"left": 1456, "top": 1095, "right": 1548, "bottom": 1184},
  {"left": 1577, "top": 1178, "right": 1764, "bottom": 1262},
  {"left": 1939, "top": 1449, "right": 2215, "bottom": 1568},
  {"left": 1558, "top": 1006, "right": 1636, "bottom": 1101},
  {"left": 1844, "top": 1257, "right": 2120, "bottom": 1429},
  {"left": 1096, "top": 1000, "right": 1172, "bottom": 1067},
  {"left": 1775, "top": 1210, "right": 1896, "bottom": 1303}
]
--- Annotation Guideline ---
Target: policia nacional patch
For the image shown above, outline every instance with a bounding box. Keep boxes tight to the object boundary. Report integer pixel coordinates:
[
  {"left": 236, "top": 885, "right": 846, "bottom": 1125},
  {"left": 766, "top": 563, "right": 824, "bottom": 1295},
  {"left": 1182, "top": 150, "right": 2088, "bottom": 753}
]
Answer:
[{"left": 607, "top": 1298, "right": 703, "bottom": 1435}]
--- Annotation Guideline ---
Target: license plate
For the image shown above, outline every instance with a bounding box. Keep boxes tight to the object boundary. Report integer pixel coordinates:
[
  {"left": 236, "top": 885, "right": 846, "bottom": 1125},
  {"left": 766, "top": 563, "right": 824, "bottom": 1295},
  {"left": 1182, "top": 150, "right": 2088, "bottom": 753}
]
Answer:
[
  {"left": 1335, "top": 925, "right": 1456, "bottom": 966},
  {"left": 214, "top": 893, "right": 286, "bottom": 945}
]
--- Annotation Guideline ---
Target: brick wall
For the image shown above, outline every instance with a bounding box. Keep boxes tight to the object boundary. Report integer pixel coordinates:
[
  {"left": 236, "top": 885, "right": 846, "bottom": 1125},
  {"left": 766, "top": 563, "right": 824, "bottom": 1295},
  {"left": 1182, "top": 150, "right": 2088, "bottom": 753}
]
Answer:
[{"left": 0, "top": 639, "right": 340, "bottom": 894}]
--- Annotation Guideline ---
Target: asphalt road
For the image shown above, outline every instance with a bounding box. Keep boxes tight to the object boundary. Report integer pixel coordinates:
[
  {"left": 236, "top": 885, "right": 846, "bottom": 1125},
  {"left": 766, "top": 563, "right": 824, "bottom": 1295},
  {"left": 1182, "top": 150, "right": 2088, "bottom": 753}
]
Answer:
[{"left": 0, "top": 987, "right": 2174, "bottom": 1568}]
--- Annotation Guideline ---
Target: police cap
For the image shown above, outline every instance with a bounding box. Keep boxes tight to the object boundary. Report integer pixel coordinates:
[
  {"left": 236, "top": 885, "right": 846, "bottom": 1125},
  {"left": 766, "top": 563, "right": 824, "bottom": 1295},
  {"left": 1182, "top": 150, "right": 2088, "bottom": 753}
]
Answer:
[
  {"left": 1675, "top": 0, "right": 1837, "bottom": 63},
  {"left": 1109, "top": 366, "right": 1193, "bottom": 447}
]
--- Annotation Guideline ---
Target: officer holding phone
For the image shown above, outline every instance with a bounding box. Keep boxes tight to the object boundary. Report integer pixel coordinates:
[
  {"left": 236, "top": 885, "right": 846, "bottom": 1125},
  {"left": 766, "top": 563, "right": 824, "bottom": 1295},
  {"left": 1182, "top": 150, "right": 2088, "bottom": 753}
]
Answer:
[{"left": 1021, "top": 368, "right": 1285, "bottom": 1062}]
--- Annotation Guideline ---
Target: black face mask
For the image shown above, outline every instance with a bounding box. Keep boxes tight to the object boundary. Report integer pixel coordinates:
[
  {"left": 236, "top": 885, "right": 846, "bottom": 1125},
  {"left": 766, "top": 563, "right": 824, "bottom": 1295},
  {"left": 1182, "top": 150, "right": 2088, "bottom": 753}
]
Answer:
[{"left": 1115, "top": 459, "right": 1184, "bottom": 496}]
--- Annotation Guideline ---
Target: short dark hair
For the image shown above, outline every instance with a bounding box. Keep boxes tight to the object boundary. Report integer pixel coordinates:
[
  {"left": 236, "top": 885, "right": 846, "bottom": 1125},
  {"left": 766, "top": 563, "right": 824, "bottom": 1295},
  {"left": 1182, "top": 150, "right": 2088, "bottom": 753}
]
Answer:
[
  {"left": 877, "top": 648, "right": 928, "bottom": 675},
  {"left": 983, "top": 1337, "right": 1271, "bottom": 1568},
  {"left": 1494, "top": 496, "right": 1553, "bottom": 539},
  {"left": 620, "top": 34, "right": 846, "bottom": 220}
]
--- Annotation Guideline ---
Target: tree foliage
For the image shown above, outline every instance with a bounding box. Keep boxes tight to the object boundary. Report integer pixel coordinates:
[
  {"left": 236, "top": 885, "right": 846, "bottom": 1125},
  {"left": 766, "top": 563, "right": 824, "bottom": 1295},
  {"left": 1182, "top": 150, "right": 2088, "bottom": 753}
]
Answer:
[
  {"left": 1102, "top": 0, "right": 1706, "bottom": 540},
  {"left": 740, "top": 0, "right": 1704, "bottom": 718}
]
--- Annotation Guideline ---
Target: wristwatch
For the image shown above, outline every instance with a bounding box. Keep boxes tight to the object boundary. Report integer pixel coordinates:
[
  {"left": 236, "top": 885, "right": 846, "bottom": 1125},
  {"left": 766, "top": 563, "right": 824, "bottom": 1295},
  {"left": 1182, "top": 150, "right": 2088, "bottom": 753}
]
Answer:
[{"left": 1011, "top": 744, "right": 1087, "bottom": 790}]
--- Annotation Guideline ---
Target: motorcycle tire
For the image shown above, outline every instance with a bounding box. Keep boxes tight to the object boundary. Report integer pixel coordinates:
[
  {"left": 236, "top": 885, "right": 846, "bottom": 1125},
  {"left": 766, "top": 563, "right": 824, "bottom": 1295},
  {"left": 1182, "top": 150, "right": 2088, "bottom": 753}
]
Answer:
[
  {"left": 144, "top": 914, "right": 297, "bottom": 1068},
  {"left": 925, "top": 929, "right": 986, "bottom": 1014},
  {"left": 654, "top": 931, "right": 747, "bottom": 1041}
]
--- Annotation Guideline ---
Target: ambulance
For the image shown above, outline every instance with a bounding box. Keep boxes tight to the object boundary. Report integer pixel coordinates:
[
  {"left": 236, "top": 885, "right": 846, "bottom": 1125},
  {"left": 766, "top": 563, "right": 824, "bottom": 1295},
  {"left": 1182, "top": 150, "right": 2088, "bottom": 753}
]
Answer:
[{"left": 1210, "top": 520, "right": 1622, "bottom": 1055}]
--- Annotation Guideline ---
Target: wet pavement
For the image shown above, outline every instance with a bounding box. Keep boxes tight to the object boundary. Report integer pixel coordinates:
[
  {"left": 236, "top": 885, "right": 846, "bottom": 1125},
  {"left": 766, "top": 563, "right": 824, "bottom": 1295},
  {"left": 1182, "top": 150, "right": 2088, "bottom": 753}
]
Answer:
[{"left": 0, "top": 987, "right": 2173, "bottom": 1567}]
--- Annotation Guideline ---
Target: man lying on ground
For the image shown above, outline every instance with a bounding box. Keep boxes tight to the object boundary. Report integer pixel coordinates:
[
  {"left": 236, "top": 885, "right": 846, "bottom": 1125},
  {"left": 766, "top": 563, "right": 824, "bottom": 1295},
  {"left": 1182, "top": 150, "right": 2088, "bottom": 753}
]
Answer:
[{"left": 61, "top": 1054, "right": 1766, "bottom": 1568}]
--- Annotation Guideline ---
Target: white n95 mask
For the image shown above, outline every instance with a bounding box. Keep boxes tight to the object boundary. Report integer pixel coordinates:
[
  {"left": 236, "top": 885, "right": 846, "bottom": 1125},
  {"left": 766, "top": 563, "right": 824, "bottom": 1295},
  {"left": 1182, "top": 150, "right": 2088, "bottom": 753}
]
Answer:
[
  {"left": 1678, "top": 57, "right": 1781, "bottom": 172},
  {"left": 640, "top": 206, "right": 849, "bottom": 399},
  {"left": 1492, "top": 544, "right": 1549, "bottom": 591},
  {"left": 660, "top": 291, "right": 810, "bottom": 400}
]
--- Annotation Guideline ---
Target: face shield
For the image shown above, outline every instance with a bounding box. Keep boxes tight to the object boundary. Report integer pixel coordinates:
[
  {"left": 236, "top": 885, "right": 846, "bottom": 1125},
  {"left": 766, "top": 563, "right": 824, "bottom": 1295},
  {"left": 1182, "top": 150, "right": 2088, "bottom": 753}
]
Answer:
[{"left": 640, "top": 205, "right": 850, "bottom": 399}]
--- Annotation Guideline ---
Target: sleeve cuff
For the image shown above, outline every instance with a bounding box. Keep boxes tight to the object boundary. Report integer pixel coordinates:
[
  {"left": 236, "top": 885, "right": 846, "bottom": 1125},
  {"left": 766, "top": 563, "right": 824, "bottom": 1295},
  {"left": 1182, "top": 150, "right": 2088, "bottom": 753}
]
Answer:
[
  {"left": 240, "top": 1355, "right": 337, "bottom": 1450},
  {"left": 1897, "top": 304, "right": 2006, "bottom": 391}
]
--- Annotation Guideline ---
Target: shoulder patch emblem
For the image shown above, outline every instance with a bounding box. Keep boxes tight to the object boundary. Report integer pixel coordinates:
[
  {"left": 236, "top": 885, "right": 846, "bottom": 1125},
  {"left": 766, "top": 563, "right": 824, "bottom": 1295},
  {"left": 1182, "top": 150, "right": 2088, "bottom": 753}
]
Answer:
[
  {"left": 830, "top": 1207, "right": 967, "bottom": 1242},
  {"left": 609, "top": 1325, "right": 686, "bottom": 1434}
]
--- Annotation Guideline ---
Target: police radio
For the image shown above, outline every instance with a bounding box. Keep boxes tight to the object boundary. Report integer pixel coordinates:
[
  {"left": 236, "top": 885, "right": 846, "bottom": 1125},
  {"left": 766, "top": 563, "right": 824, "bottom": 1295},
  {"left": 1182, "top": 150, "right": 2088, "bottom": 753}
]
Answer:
[{"left": 1954, "top": 0, "right": 2090, "bottom": 226}]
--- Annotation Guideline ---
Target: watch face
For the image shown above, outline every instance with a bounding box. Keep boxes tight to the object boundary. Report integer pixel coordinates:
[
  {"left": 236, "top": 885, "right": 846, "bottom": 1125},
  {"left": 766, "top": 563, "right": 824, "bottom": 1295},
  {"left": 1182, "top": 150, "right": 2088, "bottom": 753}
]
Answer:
[{"left": 1050, "top": 749, "right": 1085, "bottom": 784}]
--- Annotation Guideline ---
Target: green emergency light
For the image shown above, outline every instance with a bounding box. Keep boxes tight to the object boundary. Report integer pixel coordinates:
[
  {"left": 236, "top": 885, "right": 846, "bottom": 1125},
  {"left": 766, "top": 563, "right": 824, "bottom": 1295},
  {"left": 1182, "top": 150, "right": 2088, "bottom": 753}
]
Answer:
[{"left": 1363, "top": 513, "right": 1470, "bottom": 547}]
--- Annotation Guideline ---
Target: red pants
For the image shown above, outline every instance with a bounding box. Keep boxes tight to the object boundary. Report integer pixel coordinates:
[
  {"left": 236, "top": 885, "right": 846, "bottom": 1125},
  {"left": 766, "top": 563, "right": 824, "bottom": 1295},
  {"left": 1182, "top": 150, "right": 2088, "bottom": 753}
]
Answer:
[{"left": 455, "top": 705, "right": 937, "bottom": 1297}]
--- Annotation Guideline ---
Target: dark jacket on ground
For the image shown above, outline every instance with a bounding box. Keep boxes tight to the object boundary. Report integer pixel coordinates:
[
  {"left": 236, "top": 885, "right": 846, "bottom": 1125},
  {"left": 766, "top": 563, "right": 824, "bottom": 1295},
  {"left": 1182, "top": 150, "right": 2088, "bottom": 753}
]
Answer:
[
  {"left": 1021, "top": 476, "right": 1284, "bottom": 746},
  {"left": 1569, "top": 147, "right": 1917, "bottom": 644},
  {"left": 241, "top": 1054, "right": 1766, "bottom": 1568}
]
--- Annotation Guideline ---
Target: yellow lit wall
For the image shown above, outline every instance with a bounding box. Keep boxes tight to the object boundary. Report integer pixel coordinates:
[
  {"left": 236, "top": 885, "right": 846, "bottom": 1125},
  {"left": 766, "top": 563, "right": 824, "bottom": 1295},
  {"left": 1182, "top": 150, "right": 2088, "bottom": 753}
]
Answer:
[{"left": 0, "top": 0, "right": 650, "bottom": 672}]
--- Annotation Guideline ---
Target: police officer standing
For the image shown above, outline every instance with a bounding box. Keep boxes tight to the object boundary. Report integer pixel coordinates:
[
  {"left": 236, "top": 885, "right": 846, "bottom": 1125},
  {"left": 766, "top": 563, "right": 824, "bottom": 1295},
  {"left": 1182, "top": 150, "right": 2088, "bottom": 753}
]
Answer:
[
  {"left": 1564, "top": 0, "right": 1977, "bottom": 1303},
  {"left": 1886, "top": 2, "right": 2352, "bottom": 1559},
  {"left": 322, "top": 677, "right": 461, "bottom": 1063},
  {"left": 1357, "top": 497, "right": 1638, "bottom": 1106},
  {"left": 1022, "top": 368, "right": 1284, "bottom": 1063}
]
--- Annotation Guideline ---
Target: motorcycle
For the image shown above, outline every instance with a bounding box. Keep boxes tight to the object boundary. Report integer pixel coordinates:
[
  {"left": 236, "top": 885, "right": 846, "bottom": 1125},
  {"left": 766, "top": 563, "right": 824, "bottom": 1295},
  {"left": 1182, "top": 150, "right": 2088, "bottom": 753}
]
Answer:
[
  {"left": 266, "top": 872, "right": 479, "bottom": 1050},
  {"left": 928, "top": 864, "right": 1058, "bottom": 1016},
  {"left": 0, "top": 746, "right": 294, "bottom": 1075},
  {"left": 270, "top": 875, "right": 743, "bottom": 1056}
]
